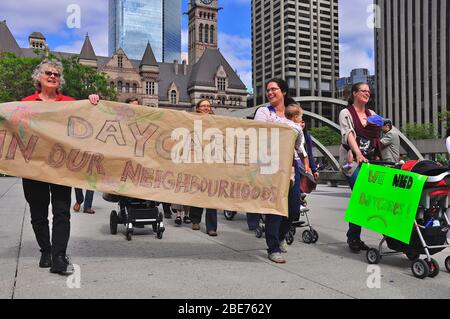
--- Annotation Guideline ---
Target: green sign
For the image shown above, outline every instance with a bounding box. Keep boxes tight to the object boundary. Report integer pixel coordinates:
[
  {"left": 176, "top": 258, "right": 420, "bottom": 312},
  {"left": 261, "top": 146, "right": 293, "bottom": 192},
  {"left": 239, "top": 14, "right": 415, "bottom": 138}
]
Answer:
[{"left": 344, "top": 163, "right": 427, "bottom": 244}]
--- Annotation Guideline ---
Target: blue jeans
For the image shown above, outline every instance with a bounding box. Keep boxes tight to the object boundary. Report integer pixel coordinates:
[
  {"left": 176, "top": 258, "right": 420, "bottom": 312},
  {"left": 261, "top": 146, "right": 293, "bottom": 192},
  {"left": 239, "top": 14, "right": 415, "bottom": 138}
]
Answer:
[
  {"left": 246, "top": 213, "right": 260, "bottom": 230},
  {"left": 266, "top": 162, "right": 301, "bottom": 254},
  {"left": 189, "top": 206, "right": 217, "bottom": 232},
  {"left": 346, "top": 166, "right": 361, "bottom": 241},
  {"left": 75, "top": 189, "right": 94, "bottom": 209}
]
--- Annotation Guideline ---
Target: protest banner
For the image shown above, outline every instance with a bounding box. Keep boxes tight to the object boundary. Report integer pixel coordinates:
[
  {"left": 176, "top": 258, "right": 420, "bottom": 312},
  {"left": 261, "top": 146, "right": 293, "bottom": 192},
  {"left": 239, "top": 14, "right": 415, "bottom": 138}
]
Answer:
[
  {"left": 0, "top": 100, "right": 297, "bottom": 216},
  {"left": 344, "top": 163, "right": 427, "bottom": 244}
]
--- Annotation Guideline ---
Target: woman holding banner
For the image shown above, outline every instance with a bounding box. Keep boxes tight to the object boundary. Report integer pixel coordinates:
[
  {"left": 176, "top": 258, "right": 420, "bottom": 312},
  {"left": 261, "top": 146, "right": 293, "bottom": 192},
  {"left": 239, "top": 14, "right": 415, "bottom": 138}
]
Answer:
[
  {"left": 189, "top": 99, "right": 219, "bottom": 236},
  {"left": 338, "top": 82, "right": 381, "bottom": 253},
  {"left": 21, "top": 59, "right": 99, "bottom": 275},
  {"left": 253, "top": 79, "right": 301, "bottom": 264}
]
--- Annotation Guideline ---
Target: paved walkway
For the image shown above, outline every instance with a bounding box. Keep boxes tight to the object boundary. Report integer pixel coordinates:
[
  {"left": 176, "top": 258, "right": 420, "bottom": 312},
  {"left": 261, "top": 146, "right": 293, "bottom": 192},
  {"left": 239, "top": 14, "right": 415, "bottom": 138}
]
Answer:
[{"left": 0, "top": 177, "right": 449, "bottom": 299}]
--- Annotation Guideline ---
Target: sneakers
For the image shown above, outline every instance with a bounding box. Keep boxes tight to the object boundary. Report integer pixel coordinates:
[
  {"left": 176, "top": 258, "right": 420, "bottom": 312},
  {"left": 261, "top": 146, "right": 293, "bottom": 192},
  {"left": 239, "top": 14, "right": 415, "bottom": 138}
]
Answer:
[
  {"left": 192, "top": 223, "right": 200, "bottom": 230},
  {"left": 39, "top": 252, "right": 52, "bottom": 268},
  {"left": 268, "top": 252, "right": 286, "bottom": 264},
  {"left": 73, "top": 202, "right": 81, "bottom": 212},
  {"left": 279, "top": 240, "right": 288, "bottom": 253},
  {"left": 207, "top": 230, "right": 217, "bottom": 237},
  {"left": 348, "top": 239, "right": 370, "bottom": 253},
  {"left": 50, "top": 254, "right": 74, "bottom": 275}
]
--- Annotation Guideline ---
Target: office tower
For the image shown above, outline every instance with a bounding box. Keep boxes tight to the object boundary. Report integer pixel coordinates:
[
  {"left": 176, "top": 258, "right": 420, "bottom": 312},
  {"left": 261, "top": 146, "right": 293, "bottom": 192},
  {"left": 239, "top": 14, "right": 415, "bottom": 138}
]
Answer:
[
  {"left": 336, "top": 68, "right": 376, "bottom": 100},
  {"left": 375, "top": 0, "right": 449, "bottom": 134},
  {"left": 251, "top": 0, "right": 339, "bottom": 117},
  {"left": 109, "top": 0, "right": 181, "bottom": 62}
]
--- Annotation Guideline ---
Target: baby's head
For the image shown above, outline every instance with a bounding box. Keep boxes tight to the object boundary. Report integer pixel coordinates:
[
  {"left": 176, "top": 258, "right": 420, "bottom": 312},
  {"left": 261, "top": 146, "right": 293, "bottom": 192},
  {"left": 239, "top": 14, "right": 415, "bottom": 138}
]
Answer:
[{"left": 285, "top": 102, "right": 303, "bottom": 124}]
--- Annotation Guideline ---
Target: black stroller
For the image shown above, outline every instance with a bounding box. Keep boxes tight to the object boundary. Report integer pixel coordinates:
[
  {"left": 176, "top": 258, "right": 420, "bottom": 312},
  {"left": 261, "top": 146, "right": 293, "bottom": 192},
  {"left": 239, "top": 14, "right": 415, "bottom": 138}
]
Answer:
[
  {"left": 103, "top": 193, "right": 165, "bottom": 241},
  {"left": 254, "top": 194, "right": 318, "bottom": 244},
  {"left": 365, "top": 160, "right": 450, "bottom": 279}
]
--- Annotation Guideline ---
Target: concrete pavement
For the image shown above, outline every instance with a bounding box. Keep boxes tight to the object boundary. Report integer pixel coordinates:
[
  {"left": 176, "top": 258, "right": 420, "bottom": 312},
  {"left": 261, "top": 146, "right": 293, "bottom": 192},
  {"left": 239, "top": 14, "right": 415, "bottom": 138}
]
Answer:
[{"left": 0, "top": 177, "right": 449, "bottom": 299}]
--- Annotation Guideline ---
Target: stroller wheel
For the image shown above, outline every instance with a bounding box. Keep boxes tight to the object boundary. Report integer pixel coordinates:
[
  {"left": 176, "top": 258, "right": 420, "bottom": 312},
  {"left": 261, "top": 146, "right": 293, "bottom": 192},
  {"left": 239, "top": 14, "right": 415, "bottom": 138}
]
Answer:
[
  {"left": 126, "top": 226, "right": 133, "bottom": 241},
  {"left": 110, "top": 210, "right": 118, "bottom": 235},
  {"left": 427, "top": 258, "right": 440, "bottom": 278},
  {"left": 286, "top": 231, "right": 294, "bottom": 245},
  {"left": 255, "top": 227, "right": 263, "bottom": 238},
  {"left": 152, "top": 224, "right": 158, "bottom": 233},
  {"left": 406, "top": 253, "right": 420, "bottom": 261},
  {"left": 445, "top": 256, "right": 450, "bottom": 273},
  {"left": 302, "top": 230, "right": 313, "bottom": 244},
  {"left": 311, "top": 229, "right": 319, "bottom": 243},
  {"left": 224, "top": 210, "right": 236, "bottom": 220},
  {"left": 366, "top": 248, "right": 381, "bottom": 264},
  {"left": 411, "top": 259, "right": 430, "bottom": 279},
  {"left": 156, "top": 230, "right": 163, "bottom": 239}
]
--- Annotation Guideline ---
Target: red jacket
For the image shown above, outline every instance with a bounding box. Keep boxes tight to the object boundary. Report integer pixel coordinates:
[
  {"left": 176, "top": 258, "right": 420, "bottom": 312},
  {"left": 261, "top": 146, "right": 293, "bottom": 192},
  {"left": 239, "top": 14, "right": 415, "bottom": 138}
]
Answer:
[{"left": 22, "top": 91, "right": 75, "bottom": 101}]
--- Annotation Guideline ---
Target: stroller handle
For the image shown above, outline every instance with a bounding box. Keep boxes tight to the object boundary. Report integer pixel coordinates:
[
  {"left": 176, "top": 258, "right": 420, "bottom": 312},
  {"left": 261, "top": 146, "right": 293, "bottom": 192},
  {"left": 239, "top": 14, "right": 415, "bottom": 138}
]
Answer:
[{"left": 368, "top": 160, "right": 397, "bottom": 167}]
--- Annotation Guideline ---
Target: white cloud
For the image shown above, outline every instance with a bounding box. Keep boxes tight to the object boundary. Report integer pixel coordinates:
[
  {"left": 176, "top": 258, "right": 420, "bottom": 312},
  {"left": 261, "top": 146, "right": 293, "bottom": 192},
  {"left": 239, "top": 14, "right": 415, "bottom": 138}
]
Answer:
[
  {"left": 0, "top": 0, "right": 108, "bottom": 55},
  {"left": 218, "top": 33, "right": 252, "bottom": 92},
  {"left": 339, "top": 0, "right": 375, "bottom": 76}
]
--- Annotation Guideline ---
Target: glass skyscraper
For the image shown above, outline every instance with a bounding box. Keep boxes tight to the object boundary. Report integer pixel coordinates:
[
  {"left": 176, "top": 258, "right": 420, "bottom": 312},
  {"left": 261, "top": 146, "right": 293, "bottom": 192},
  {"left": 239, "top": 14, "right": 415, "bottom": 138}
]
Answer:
[{"left": 109, "top": 0, "right": 181, "bottom": 62}]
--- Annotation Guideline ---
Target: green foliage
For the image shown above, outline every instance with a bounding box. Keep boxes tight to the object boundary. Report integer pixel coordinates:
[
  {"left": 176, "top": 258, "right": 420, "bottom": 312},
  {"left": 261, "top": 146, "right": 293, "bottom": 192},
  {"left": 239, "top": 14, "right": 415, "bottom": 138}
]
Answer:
[
  {"left": 438, "top": 111, "right": 450, "bottom": 131},
  {"left": 0, "top": 52, "right": 41, "bottom": 102},
  {"left": 0, "top": 53, "right": 117, "bottom": 103},
  {"left": 60, "top": 55, "right": 117, "bottom": 101},
  {"left": 435, "top": 153, "right": 449, "bottom": 167},
  {"left": 401, "top": 123, "right": 437, "bottom": 140},
  {"left": 309, "top": 126, "right": 341, "bottom": 146}
]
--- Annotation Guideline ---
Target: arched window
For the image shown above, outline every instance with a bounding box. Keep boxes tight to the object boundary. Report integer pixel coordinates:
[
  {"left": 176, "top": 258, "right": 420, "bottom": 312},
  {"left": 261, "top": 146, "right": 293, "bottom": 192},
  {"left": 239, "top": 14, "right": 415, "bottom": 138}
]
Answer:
[
  {"left": 210, "top": 26, "right": 214, "bottom": 44},
  {"left": 125, "top": 83, "right": 130, "bottom": 93},
  {"left": 118, "top": 81, "right": 123, "bottom": 93},
  {"left": 204, "top": 25, "right": 209, "bottom": 43},
  {"left": 170, "top": 90, "right": 177, "bottom": 104},
  {"left": 199, "top": 24, "right": 203, "bottom": 43},
  {"left": 132, "top": 83, "right": 137, "bottom": 93}
]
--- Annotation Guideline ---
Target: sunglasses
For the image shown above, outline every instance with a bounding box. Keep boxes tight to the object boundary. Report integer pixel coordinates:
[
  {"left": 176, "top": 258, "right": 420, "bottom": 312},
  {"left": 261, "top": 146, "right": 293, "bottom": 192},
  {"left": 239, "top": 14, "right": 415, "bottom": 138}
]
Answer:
[{"left": 44, "top": 71, "right": 61, "bottom": 78}]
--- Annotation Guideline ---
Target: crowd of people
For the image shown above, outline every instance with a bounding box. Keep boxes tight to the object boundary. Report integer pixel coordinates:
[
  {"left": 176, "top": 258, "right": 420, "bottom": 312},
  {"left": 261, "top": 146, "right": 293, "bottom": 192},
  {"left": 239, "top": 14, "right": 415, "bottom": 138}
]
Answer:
[{"left": 21, "top": 59, "right": 443, "bottom": 276}]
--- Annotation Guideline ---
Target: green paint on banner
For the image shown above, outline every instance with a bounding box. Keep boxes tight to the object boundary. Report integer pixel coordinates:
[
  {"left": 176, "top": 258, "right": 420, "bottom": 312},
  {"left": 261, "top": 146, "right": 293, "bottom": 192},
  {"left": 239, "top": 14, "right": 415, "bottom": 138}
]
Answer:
[{"left": 344, "top": 163, "right": 427, "bottom": 244}]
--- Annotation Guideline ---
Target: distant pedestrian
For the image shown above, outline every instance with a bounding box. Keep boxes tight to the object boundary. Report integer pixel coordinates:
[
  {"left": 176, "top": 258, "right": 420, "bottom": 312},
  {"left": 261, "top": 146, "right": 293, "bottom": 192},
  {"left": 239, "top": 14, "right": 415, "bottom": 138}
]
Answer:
[
  {"left": 73, "top": 189, "right": 95, "bottom": 214},
  {"left": 380, "top": 119, "right": 400, "bottom": 163}
]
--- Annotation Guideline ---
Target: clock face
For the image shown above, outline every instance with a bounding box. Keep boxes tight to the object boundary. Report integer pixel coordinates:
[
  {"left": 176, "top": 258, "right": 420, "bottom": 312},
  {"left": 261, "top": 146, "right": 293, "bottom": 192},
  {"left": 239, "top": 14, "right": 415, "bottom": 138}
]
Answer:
[{"left": 201, "top": 0, "right": 213, "bottom": 4}]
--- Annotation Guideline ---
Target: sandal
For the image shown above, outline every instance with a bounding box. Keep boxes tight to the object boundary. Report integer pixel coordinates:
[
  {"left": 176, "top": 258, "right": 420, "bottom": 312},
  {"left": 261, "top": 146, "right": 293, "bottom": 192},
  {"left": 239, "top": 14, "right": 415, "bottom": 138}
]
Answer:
[
  {"left": 174, "top": 216, "right": 182, "bottom": 226},
  {"left": 183, "top": 216, "right": 192, "bottom": 224}
]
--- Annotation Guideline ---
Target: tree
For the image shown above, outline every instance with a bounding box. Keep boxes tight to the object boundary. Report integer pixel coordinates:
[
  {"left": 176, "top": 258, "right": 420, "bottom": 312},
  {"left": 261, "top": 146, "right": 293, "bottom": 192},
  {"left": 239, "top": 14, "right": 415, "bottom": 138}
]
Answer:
[
  {"left": 60, "top": 55, "right": 117, "bottom": 101},
  {"left": 0, "top": 53, "right": 117, "bottom": 103},
  {"left": 309, "top": 126, "right": 341, "bottom": 146},
  {"left": 401, "top": 123, "right": 437, "bottom": 140},
  {"left": 0, "top": 52, "right": 41, "bottom": 102}
]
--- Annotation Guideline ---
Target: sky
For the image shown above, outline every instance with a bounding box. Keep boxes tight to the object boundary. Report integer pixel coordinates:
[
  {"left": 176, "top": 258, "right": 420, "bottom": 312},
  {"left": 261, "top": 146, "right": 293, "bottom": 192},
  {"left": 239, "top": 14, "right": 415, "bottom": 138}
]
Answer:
[{"left": 0, "top": 0, "right": 375, "bottom": 93}]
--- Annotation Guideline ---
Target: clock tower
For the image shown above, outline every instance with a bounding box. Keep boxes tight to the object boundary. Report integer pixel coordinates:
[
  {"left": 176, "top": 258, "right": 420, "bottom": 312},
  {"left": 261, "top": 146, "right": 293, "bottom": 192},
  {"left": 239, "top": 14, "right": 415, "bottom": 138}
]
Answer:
[{"left": 188, "top": 0, "right": 218, "bottom": 65}]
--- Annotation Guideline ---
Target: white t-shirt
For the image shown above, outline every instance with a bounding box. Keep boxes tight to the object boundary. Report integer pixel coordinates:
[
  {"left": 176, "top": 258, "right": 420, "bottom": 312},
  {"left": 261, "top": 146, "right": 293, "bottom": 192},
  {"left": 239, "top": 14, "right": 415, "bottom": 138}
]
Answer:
[{"left": 254, "top": 106, "right": 307, "bottom": 158}]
